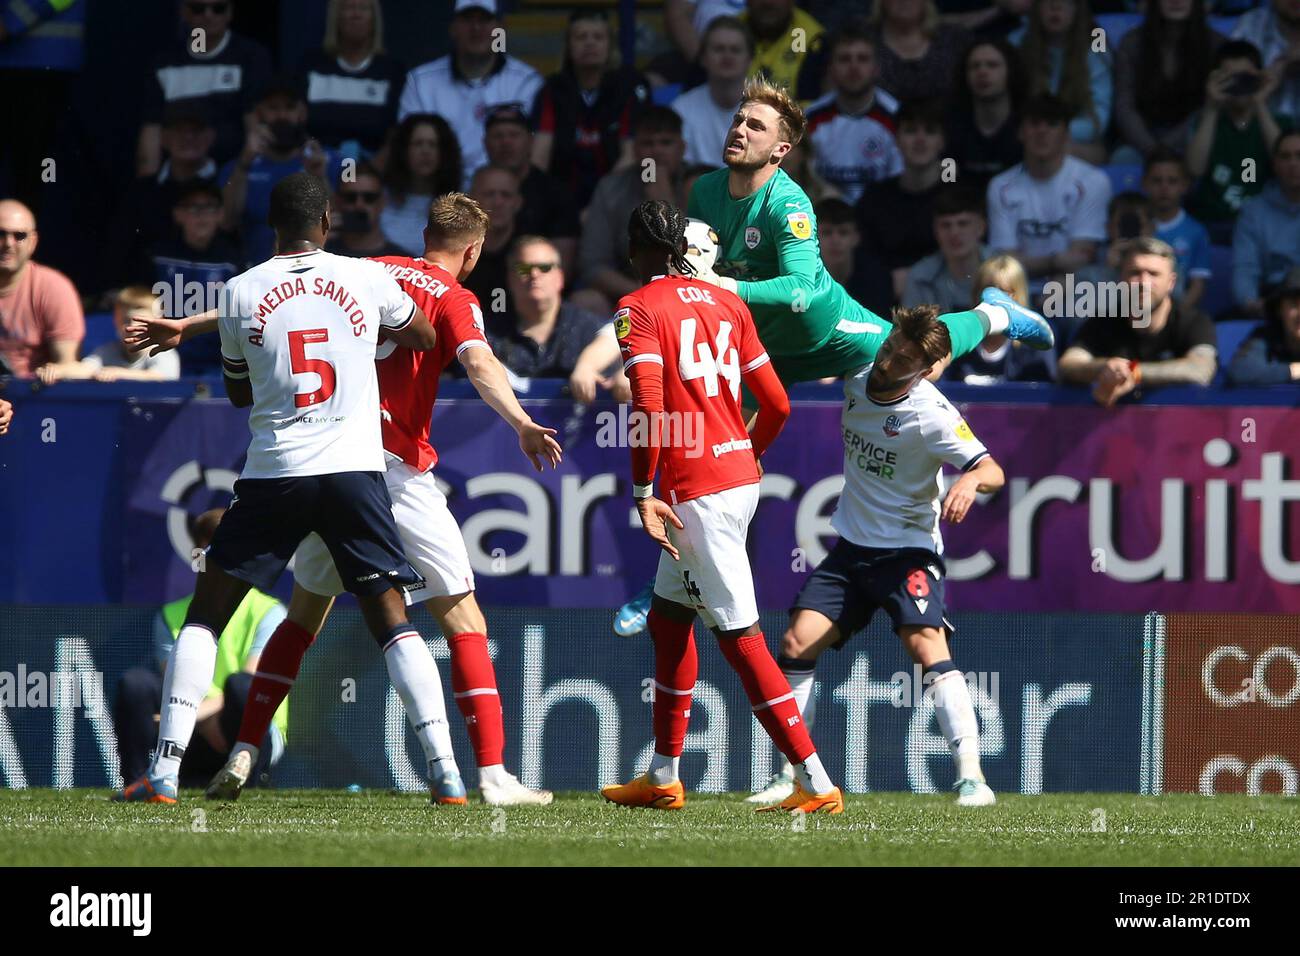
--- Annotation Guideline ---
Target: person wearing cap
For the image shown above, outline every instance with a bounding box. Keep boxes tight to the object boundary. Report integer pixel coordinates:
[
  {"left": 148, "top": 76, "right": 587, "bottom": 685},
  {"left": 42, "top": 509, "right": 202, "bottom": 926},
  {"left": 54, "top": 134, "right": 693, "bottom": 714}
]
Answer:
[
  {"left": 297, "top": 0, "right": 404, "bottom": 159},
  {"left": 483, "top": 104, "right": 578, "bottom": 278},
  {"left": 219, "top": 76, "right": 340, "bottom": 264},
  {"left": 136, "top": 0, "right": 272, "bottom": 176},
  {"left": 1230, "top": 129, "right": 1300, "bottom": 318},
  {"left": 397, "top": 0, "right": 543, "bottom": 189},
  {"left": 531, "top": 9, "right": 650, "bottom": 210},
  {"left": 106, "top": 105, "right": 221, "bottom": 293},
  {"left": 1227, "top": 266, "right": 1300, "bottom": 386}
]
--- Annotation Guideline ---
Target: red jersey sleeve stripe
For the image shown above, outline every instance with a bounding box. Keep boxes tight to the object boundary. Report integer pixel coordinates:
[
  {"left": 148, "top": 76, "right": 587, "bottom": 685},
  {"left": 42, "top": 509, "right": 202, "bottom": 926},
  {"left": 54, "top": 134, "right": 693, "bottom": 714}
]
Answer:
[
  {"left": 740, "top": 352, "right": 771, "bottom": 374},
  {"left": 454, "top": 339, "right": 490, "bottom": 356}
]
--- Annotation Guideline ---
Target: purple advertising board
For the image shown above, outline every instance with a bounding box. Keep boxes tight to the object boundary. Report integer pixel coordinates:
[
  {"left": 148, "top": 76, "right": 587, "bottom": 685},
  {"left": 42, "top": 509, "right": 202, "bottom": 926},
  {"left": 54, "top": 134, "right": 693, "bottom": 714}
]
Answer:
[{"left": 118, "top": 397, "right": 1300, "bottom": 613}]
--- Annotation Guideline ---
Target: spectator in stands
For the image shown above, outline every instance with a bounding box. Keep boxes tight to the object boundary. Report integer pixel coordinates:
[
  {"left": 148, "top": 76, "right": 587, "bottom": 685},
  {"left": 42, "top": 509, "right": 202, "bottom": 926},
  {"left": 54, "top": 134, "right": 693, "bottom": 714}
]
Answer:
[
  {"left": 490, "top": 236, "right": 629, "bottom": 400},
  {"left": 946, "top": 37, "right": 1025, "bottom": 193},
  {"left": 986, "top": 94, "right": 1110, "bottom": 295},
  {"left": 0, "top": 396, "right": 10, "bottom": 436},
  {"left": 1231, "top": 130, "right": 1300, "bottom": 315},
  {"left": 398, "top": 0, "right": 543, "bottom": 189},
  {"left": 1144, "top": 148, "right": 1212, "bottom": 311},
  {"left": 1059, "top": 237, "right": 1216, "bottom": 405},
  {"left": 1113, "top": 0, "right": 1226, "bottom": 162},
  {"left": 1187, "top": 40, "right": 1285, "bottom": 242},
  {"left": 136, "top": 0, "right": 272, "bottom": 175},
  {"left": 1068, "top": 191, "right": 1155, "bottom": 338},
  {"left": 805, "top": 24, "right": 903, "bottom": 204},
  {"left": 946, "top": 254, "right": 1057, "bottom": 383},
  {"left": 780, "top": 136, "right": 842, "bottom": 202},
  {"left": 745, "top": 0, "right": 824, "bottom": 93},
  {"left": 482, "top": 106, "right": 580, "bottom": 278},
  {"left": 665, "top": 0, "right": 747, "bottom": 63},
  {"left": 1015, "top": 0, "right": 1113, "bottom": 165},
  {"left": 379, "top": 114, "right": 463, "bottom": 257},
  {"left": 106, "top": 106, "right": 221, "bottom": 295},
  {"left": 1227, "top": 265, "right": 1300, "bottom": 385},
  {"left": 903, "top": 186, "right": 991, "bottom": 314},
  {"left": 858, "top": 99, "right": 947, "bottom": 301},
  {"left": 0, "top": 199, "right": 83, "bottom": 379},
  {"left": 672, "top": 16, "right": 753, "bottom": 167},
  {"left": 114, "top": 507, "right": 287, "bottom": 789},
  {"left": 532, "top": 9, "right": 650, "bottom": 211},
  {"left": 464, "top": 165, "right": 523, "bottom": 312},
  {"left": 36, "top": 286, "right": 180, "bottom": 384},
  {"left": 1232, "top": 0, "right": 1300, "bottom": 125},
  {"left": 867, "top": 0, "right": 969, "bottom": 103},
  {"left": 220, "top": 78, "right": 337, "bottom": 264},
  {"left": 324, "top": 163, "right": 407, "bottom": 260},
  {"left": 578, "top": 107, "right": 687, "bottom": 316},
  {"left": 298, "top": 0, "right": 404, "bottom": 160},
  {"left": 817, "top": 198, "right": 892, "bottom": 310}
]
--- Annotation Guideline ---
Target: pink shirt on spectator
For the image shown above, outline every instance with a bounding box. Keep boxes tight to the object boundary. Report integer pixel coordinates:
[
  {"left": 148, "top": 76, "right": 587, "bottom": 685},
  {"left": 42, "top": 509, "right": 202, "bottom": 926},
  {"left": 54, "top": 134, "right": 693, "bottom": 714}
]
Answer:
[{"left": 0, "top": 262, "right": 84, "bottom": 377}]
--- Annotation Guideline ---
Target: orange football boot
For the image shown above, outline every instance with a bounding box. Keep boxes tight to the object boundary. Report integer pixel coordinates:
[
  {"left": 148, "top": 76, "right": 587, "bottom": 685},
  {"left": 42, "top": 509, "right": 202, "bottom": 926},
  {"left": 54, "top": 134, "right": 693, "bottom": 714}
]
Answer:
[
  {"left": 756, "top": 782, "right": 844, "bottom": 815},
  {"left": 601, "top": 774, "right": 686, "bottom": 809}
]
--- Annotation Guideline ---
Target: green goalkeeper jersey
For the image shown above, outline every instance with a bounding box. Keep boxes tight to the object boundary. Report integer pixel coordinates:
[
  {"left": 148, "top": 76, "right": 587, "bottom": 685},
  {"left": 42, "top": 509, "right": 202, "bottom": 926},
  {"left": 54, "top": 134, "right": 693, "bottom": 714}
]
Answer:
[{"left": 688, "top": 167, "right": 985, "bottom": 382}]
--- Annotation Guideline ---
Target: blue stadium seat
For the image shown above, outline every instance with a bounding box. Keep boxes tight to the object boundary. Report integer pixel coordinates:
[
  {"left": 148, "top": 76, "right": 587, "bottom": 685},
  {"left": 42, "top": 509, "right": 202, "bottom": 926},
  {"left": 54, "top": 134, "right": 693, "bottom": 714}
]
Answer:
[
  {"left": 1214, "top": 319, "right": 1257, "bottom": 384},
  {"left": 652, "top": 83, "right": 682, "bottom": 107},
  {"left": 82, "top": 311, "right": 116, "bottom": 355},
  {"left": 1103, "top": 163, "right": 1143, "bottom": 196},
  {"left": 1201, "top": 245, "right": 1235, "bottom": 319}
]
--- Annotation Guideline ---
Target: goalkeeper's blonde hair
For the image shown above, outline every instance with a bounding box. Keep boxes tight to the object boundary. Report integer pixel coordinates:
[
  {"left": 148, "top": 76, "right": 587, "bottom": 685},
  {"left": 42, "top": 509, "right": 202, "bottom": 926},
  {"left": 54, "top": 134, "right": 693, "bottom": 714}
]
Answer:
[{"left": 740, "top": 77, "right": 807, "bottom": 146}]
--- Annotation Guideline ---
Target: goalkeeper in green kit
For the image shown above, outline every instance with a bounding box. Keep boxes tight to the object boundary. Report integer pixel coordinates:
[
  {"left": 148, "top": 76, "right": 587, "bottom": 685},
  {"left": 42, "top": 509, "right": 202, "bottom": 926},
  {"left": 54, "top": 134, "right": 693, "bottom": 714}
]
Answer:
[{"left": 612, "top": 76, "right": 1054, "bottom": 637}]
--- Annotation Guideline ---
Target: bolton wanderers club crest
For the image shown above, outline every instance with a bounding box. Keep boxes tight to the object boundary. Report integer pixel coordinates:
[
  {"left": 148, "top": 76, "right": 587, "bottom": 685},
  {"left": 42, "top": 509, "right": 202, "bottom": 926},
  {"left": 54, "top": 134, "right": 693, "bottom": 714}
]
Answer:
[{"left": 883, "top": 414, "right": 902, "bottom": 437}]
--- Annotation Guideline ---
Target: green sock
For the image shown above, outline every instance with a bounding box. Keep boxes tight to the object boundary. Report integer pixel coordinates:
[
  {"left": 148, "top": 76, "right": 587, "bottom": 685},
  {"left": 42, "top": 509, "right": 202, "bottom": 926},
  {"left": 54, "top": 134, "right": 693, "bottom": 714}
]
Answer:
[{"left": 938, "top": 309, "right": 989, "bottom": 360}]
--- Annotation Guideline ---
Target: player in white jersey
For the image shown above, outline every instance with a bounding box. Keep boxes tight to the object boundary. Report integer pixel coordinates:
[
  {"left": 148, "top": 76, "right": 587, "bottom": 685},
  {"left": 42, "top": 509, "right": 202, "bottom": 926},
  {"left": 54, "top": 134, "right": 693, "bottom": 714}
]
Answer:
[
  {"left": 116, "top": 173, "right": 450, "bottom": 804},
  {"left": 748, "top": 306, "right": 1006, "bottom": 808}
]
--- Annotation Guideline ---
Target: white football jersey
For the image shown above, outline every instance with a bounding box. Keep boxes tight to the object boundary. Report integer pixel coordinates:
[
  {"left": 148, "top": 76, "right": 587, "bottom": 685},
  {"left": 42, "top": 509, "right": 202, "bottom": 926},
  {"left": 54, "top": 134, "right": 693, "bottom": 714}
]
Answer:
[
  {"left": 833, "top": 366, "right": 989, "bottom": 554},
  {"left": 219, "top": 249, "right": 417, "bottom": 479}
]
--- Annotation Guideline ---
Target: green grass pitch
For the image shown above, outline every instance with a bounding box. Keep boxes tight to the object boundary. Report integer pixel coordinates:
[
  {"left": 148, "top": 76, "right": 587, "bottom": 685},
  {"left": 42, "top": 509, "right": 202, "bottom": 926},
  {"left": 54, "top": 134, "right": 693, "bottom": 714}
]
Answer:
[{"left": 1, "top": 790, "right": 1296, "bottom": 866}]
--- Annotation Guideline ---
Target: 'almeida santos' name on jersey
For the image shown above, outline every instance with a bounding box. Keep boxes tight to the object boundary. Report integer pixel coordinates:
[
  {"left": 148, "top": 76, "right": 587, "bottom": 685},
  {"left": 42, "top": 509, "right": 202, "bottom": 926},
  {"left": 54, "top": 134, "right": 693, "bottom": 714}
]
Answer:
[{"left": 245, "top": 276, "right": 375, "bottom": 345}]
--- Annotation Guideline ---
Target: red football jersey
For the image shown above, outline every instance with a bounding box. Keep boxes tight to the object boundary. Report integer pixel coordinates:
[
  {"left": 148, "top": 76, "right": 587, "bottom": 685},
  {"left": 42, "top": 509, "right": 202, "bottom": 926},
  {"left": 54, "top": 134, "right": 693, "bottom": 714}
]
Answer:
[
  {"left": 370, "top": 256, "right": 490, "bottom": 471},
  {"left": 617, "top": 275, "right": 771, "bottom": 504}
]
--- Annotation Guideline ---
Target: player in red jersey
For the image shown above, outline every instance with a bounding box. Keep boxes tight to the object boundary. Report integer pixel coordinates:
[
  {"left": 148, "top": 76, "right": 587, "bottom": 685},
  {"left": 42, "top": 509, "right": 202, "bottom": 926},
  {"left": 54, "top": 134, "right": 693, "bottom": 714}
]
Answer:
[
  {"left": 599, "top": 200, "right": 844, "bottom": 813},
  {"left": 126, "top": 194, "right": 562, "bottom": 806}
]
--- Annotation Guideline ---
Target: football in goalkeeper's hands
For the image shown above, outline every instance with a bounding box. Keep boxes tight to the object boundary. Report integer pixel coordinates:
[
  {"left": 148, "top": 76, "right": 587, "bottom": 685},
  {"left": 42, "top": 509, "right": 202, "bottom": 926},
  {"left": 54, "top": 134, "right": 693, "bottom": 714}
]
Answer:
[{"left": 683, "top": 218, "right": 720, "bottom": 280}]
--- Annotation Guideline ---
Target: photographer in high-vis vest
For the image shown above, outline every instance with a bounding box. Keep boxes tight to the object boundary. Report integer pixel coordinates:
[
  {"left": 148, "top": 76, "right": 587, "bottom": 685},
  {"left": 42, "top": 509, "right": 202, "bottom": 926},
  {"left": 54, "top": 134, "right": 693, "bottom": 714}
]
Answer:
[{"left": 112, "top": 507, "right": 289, "bottom": 789}]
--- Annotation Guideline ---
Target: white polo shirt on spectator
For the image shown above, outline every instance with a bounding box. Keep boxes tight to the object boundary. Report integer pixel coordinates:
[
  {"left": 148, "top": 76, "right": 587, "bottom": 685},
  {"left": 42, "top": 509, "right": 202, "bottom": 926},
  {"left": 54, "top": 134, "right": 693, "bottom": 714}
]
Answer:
[
  {"left": 397, "top": 53, "right": 543, "bottom": 189},
  {"left": 986, "top": 156, "right": 1110, "bottom": 266},
  {"left": 671, "top": 85, "right": 739, "bottom": 166}
]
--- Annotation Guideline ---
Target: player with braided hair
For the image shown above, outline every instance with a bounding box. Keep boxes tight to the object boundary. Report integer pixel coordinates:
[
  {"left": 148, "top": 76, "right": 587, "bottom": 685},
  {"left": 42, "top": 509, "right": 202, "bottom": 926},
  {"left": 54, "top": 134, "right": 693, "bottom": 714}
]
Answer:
[{"left": 601, "top": 199, "right": 843, "bottom": 813}]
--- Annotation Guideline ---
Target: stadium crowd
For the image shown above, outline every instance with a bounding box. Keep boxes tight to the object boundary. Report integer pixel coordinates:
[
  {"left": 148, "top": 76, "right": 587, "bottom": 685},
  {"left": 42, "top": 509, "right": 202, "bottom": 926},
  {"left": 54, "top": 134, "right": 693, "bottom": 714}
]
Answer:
[{"left": 2, "top": 0, "right": 1300, "bottom": 403}]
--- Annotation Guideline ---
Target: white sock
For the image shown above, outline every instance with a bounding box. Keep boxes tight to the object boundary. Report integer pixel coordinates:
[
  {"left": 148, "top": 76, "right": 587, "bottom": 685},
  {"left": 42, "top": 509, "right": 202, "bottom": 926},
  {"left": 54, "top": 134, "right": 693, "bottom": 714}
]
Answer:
[
  {"left": 793, "top": 751, "right": 834, "bottom": 795},
  {"left": 478, "top": 764, "right": 511, "bottom": 787},
  {"left": 229, "top": 741, "right": 259, "bottom": 767},
  {"left": 974, "top": 301, "right": 1010, "bottom": 336},
  {"left": 151, "top": 624, "right": 219, "bottom": 780},
  {"left": 779, "top": 661, "right": 816, "bottom": 777},
  {"left": 648, "top": 752, "right": 679, "bottom": 785},
  {"left": 384, "top": 633, "right": 457, "bottom": 771},
  {"left": 931, "top": 669, "right": 983, "bottom": 781}
]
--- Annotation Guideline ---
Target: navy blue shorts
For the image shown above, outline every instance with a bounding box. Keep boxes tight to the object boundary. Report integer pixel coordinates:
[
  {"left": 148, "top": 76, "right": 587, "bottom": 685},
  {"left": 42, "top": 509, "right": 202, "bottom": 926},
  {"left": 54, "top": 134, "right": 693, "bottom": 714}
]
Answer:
[
  {"left": 792, "top": 539, "right": 953, "bottom": 646},
  {"left": 205, "top": 471, "right": 423, "bottom": 597}
]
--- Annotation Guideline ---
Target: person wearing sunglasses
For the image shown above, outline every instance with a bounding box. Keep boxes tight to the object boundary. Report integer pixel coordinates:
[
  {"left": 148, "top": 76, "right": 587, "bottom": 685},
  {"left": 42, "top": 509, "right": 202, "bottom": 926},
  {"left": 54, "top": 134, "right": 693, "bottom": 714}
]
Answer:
[
  {"left": 324, "top": 163, "right": 408, "bottom": 260},
  {"left": 0, "top": 199, "right": 84, "bottom": 380},
  {"left": 136, "top": 0, "right": 272, "bottom": 176}
]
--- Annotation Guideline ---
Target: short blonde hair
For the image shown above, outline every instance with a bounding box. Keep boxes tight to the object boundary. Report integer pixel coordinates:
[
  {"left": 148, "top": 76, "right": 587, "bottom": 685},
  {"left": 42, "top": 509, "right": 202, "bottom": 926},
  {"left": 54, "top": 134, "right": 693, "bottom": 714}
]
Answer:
[
  {"left": 425, "top": 192, "right": 489, "bottom": 250},
  {"left": 974, "top": 255, "right": 1029, "bottom": 307},
  {"left": 117, "top": 285, "right": 160, "bottom": 314},
  {"left": 1118, "top": 236, "right": 1177, "bottom": 270},
  {"left": 323, "top": 0, "right": 384, "bottom": 58},
  {"left": 741, "top": 76, "right": 807, "bottom": 146}
]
